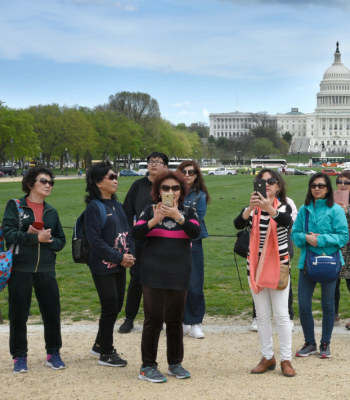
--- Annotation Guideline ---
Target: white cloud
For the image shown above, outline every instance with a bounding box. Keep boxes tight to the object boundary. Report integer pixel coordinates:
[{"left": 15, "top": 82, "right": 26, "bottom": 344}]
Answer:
[
  {"left": 114, "top": 2, "right": 137, "bottom": 11},
  {"left": 172, "top": 101, "right": 191, "bottom": 108},
  {"left": 202, "top": 109, "right": 209, "bottom": 118}
]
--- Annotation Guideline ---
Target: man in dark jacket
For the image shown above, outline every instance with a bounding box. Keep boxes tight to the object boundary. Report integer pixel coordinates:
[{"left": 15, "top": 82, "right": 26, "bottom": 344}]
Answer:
[{"left": 118, "top": 152, "right": 168, "bottom": 333}]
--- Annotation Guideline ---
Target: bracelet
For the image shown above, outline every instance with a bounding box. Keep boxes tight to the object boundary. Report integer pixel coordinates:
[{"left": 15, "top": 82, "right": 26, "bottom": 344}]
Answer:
[
  {"left": 175, "top": 215, "right": 185, "bottom": 224},
  {"left": 272, "top": 210, "right": 279, "bottom": 219}
]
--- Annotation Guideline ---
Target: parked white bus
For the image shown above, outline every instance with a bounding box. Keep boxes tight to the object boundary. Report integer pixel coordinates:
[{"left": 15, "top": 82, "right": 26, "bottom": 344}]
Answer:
[{"left": 250, "top": 159, "right": 287, "bottom": 169}]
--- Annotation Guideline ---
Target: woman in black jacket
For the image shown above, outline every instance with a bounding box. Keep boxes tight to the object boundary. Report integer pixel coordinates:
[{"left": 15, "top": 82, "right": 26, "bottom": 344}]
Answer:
[
  {"left": 84, "top": 162, "right": 135, "bottom": 367},
  {"left": 132, "top": 171, "right": 200, "bottom": 383},
  {"left": 2, "top": 166, "right": 66, "bottom": 373}
]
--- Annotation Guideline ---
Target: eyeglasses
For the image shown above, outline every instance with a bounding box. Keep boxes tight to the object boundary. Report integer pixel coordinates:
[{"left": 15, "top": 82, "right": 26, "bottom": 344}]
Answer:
[
  {"left": 337, "top": 180, "right": 350, "bottom": 185},
  {"left": 310, "top": 183, "right": 327, "bottom": 189},
  {"left": 38, "top": 178, "right": 54, "bottom": 187},
  {"left": 104, "top": 173, "right": 118, "bottom": 181},
  {"left": 256, "top": 178, "right": 277, "bottom": 185},
  {"left": 160, "top": 184, "right": 181, "bottom": 192},
  {"left": 148, "top": 160, "right": 164, "bottom": 166},
  {"left": 181, "top": 169, "right": 196, "bottom": 176}
]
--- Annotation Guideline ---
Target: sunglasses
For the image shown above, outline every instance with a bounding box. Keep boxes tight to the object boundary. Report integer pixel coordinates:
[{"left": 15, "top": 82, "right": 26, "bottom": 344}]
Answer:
[
  {"left": 160, "top": 184, "right": 181, "bottom": 192},
  {"left": 104, "top": 173, "right": 118, "bottom": 181},
  {"left": 256, "top": 178, "right": 277, "bottom": 185},
  {"left": 181, "top": 169, "right": 196, "bottom": 176},
  {"left": 337, "top": 180, "right": 350, "bottom": 185},
  {"left": 38, "top": 178, "right": 54, "bottom": 187},
  {"left": 310, "top": 183, "right": 327, "bottom": 189}
]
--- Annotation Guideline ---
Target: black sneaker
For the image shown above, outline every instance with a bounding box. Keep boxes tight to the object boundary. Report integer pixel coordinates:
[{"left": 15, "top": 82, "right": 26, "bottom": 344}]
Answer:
[
  {"left": 98, "top": 350, "right": 127, "bottom": 367},
  {"left": 118, "top": 318, "right": 134, "bottom": 334},
  {"left": 90, "top": 343, "right": 101, "bottom": 357}
]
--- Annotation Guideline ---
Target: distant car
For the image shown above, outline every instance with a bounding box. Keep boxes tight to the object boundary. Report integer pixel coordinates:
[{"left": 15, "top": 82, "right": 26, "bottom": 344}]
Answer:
[
  {"left": 294, "top": 169, "right": 307, "bottom": 175},
  {"left": 0, "top": 165, "right": 18, "bottom": 176},
  {"left": 304, "top": 169, "right": 316, "bottom": 175},
  {"left": 119, "top": 169, "right": 141, "bottom": 177},
  {"left": 208, "top": 167, "right": 237, "bottom": 175},
  {"left": 321, "top": 168, "right": 340, "bottom": 176}
]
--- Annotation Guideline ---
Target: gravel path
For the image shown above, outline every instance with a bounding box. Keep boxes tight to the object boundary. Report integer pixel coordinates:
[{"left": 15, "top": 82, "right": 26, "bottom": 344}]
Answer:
[{"left": 1, "top": 316, "right": 350, "bottom": 400}]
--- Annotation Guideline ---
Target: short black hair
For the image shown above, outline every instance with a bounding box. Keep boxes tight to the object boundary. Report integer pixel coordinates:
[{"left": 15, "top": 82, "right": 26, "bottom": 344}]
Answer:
[
  {"left": 146, "top": 152, "right": 169, "bottom": 166},
  {"left": 305, "top": 172, "right": 334, "bottom": 207},
  {"left": 22, "top": 166, "right": 54, "bottom": 195},
  {"left": 85, "top": 161, "right": 116, "bottom": 204}
]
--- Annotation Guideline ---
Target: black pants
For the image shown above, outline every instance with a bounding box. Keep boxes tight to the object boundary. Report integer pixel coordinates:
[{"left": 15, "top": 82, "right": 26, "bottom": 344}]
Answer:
[
  {"left": 124, "top": 241, "right": 144, "bottom": 320},
  {"left": 141, "top": 286, "right": 186, "bottom": 367},
  {"left": 92, "top": 270, "right": 126, "bottom": 355},
  {"left": 334, "top": 278, "right": 350, "bottom": 315},
  {"left": 8, "top": 270, "right": 62, "bottom": 358}
]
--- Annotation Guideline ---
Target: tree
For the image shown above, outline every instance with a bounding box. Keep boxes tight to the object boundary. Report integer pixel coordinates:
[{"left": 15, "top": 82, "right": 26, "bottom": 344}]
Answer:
[
  {"left": 283, "top": 131, "right": 293, "bottom": 144},
  {"left": 188, "top": 122, "right": 209, "bottom": 138},
  {"left": 252, "top": 138, "right": 277, "bottom": 158},
  {"left": 107, "top": 91, "right": 161, "bottom": 127}
]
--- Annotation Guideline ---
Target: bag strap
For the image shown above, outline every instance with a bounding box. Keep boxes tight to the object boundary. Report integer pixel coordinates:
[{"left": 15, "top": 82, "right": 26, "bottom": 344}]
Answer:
[
  {"left": 233, "top": 252, "right": 246, "bottom": 295},
  {"left": 12, "top": 199, "right": 23, "bottom": 229},
  {"left": 91, "top": 199, "right": 107, "bottom": 228}
]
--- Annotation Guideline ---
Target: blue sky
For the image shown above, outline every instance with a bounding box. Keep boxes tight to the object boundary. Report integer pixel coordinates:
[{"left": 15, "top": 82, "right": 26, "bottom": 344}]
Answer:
[{"left": 1, "top": 0, "right": 350, "bottom": 125}]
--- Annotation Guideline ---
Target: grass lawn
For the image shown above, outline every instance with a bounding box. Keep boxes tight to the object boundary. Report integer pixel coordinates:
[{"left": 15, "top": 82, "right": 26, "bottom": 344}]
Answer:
[{"left": 0, "top": 173, "right": 349, "bottom": 322}]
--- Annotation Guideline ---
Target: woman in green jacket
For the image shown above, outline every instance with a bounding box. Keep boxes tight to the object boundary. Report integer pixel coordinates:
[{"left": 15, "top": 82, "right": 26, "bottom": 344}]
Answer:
[
  {"left": 292, "top": 172, "right": 348, "bottom": 359},
  {"left": 2, "top": 166, "right": 66, "bottom": 373}
]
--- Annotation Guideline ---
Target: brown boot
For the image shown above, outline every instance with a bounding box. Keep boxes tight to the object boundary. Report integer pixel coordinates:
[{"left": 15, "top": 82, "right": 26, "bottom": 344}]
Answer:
[
  {"left": 251, "top": 356, "right": 276, "bottom": 374},
  {"left": 280, "top": 360, "right": 296, "bottom": 377}
]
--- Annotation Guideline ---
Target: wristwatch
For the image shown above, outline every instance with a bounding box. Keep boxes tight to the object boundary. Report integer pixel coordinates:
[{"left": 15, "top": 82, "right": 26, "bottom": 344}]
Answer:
[{"left": 176, "top": 215, "right": 185, "bottom": 224}]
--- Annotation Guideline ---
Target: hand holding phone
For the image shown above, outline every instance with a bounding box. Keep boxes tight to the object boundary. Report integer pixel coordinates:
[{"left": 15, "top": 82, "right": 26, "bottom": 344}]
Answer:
[
  {"left": 161, "top": 192, "right": 174, "bottom": 207},
  {"left": 32, "top": 221, "right": 44, "bottom": 230},
  {"left": 253, "top": 179, "right": 267, "bottom": 198}
]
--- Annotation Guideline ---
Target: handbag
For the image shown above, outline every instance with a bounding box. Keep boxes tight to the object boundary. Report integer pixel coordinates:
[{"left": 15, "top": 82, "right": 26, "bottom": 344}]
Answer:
[
  {"left": 305, "top": 209, "right": 341, "bottom": 283},
  {"left": 234, "top": 228, "right": 250, "bottom": 258},
  {"left": 277, "top": 263, "right": 290, "bottom": 290},
  {"left": 0, "top": 199, "right": 22, "bottom": 292}
]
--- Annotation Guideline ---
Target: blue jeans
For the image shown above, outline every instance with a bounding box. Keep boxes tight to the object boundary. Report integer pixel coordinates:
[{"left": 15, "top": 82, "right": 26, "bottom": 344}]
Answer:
[
  {"left": 184, "top": 240, "right": 205, "bottom": 325},
  {"left": 298, "top": 269, "right": 337, "bottom": 345}
]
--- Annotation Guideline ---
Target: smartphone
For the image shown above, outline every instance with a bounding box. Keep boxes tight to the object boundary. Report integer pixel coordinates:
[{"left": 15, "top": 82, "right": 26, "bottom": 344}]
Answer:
[
  {"left": 254, "top": 179, "right": 267, "bottom": 198},
  {"left": 32, "top": 221, "right": 44, "bottom": 230},
  {"left": 161, "top": 192, "right": 174, "bottom": 207},
  {"left": 334, "top": 190, "right": 349, "bottom": 207}
]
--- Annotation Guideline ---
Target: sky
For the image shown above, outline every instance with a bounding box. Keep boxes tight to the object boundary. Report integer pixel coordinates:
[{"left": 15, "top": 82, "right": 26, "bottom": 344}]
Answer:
[{"left": 1, "top": 0, "right": 350, "bottom": 125}]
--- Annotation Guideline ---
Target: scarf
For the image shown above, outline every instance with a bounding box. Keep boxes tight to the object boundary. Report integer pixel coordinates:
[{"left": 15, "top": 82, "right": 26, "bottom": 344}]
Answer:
[{"left": 248, "top": 198, "right": 281, "bottom": 294}]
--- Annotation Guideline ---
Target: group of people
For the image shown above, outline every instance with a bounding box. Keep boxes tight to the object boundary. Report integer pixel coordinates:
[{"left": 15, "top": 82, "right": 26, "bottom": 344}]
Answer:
[{"left": 2, "top": 159, "right": 350, "bottom": 381}]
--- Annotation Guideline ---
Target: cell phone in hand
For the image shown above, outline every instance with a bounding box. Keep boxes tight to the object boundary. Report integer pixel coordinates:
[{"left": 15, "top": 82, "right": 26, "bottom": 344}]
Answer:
[
  {"left": 32, "top": 221, "right": 44, "bottom": 230},
  {"left": 254, "top": 179, "right": 267, "bottom": 198},
  {"left": 334, "top": 190, "right": 349, "bottom": 207},
  {"left": 161, "top": 192, "right": 174, "bottom": 207}
]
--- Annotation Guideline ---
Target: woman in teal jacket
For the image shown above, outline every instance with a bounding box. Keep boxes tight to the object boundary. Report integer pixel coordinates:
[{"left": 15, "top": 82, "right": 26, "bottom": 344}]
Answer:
[{"left": 292, "top": 172, "right": 348, "bottom": 359}]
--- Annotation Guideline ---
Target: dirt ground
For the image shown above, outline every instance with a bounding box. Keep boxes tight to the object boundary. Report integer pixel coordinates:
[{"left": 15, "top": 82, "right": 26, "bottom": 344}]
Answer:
[{"left": 1, "top": 316, "right": 350, "bottom": 400}]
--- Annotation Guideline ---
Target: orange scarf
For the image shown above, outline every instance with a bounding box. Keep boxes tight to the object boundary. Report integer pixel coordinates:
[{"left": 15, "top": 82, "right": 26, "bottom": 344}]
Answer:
[{"left": 248, "top": 198, "right": 281, "bottom": 294}]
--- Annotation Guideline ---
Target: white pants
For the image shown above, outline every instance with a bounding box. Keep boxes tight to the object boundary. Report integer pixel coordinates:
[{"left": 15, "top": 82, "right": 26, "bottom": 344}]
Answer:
[{"left": 250, "top": 278, "right": 292, "bottom": 361}]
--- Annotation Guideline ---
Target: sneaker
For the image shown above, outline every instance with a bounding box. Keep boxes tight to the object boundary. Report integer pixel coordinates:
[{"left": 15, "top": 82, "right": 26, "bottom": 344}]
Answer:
[
  {"left": 295, "top": 343, "right": 317, "bottom": 357},
  {"left": 118, "top": 318, "right": 134, "bottom": 334},
  {"left": 189, "top": 324, "right": 205, "bottom": 339},
  {"left": 346, "top": 322, "right": 350, "bottom": 330},
  {"left": 334, "top": 314, "right": 340, "bottom": 326},
  {"left": 183, "top": 324, "right": 191, "bottom": 336},
  {"left": 90, "top": 343, "right": 100, "bottom": 357},
  {"left": 250, "top": 318, "right": 258, "bottom": 332},
  {"left": 168, "top": 363, "right": 191, "bottom": 379},
  {"left": 319, "top": 343, "right": 331, "bottom": 359},
  {"left": 13, "top": 357, "right": 28, "bottom": 373},
  {"left": 139, "top": 366, "right": 167, "bottom": 383},
  {"left": 46, "top": 353, "right": 66, "bottom": 370},
  {"left": 98, "top": 350, "right": 127, "bottom": 367}
]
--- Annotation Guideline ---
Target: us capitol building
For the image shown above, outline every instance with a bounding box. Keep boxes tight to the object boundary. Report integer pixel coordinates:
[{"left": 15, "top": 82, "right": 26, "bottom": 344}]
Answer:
[{"left": 209, "top": 42, "right": 350, "bottom": 154}]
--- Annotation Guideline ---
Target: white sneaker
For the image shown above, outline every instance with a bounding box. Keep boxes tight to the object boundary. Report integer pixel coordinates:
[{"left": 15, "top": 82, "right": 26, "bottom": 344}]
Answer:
[
  {"left": 183, "top": 324, "right": 191, "bottom": 336},
  {"left": 189, "top": 324, "right": 205, "bottom": 339},
  {"left": 250, "top": 318, "right": 258, "bottom": 332}
]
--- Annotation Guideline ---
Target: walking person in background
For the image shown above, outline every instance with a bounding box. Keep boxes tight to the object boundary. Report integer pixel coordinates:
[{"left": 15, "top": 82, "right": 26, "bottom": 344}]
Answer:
[
  {"left": 2, "top": 167, "right": 66, "bottom": 373},
  {"left": 133, "top": 171, "right": 200, "bottom": 383},
  {"left": 333, "top": 172, "right": 350, "bottom": 329},
  {"left": 118, "top": 152, "right": 168, "bottom": 334},
  {"left": 177, "top": 160, "right": 209, "bottom": 339},
  {"left": 234, "top": 169, "right": 295, "bottom": 377},
  {"left": 84, "top": 162, "right": 135, "bottom": 367},
  {"left": 292, "top": 172, "right": 348, "bottom": 358}
]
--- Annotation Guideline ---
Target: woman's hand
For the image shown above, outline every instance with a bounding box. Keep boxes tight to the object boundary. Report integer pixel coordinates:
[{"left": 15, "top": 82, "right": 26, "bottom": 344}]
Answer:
[
  {"left": 37, "top": 228, "right": 53, "bottom": 243},
  {"left": 160, "top": 204, "right": 182, "bottom": 221},
  {"left": 120, "top": 253, "right": 136, "bottom": 268},
  {"left": 338, "top": 201, "right": 347, "bottom": 211},
  {"left": 306, "top": 232, "right": 319, "bottom": 247},
  {"left": 148, "top": 203, "right": 164, "bottom": 229}
]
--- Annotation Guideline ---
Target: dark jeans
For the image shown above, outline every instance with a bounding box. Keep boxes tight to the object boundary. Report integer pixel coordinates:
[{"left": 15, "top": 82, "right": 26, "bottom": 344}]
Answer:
[
  {"left": 124, "top": 241, "right": 144, "bottom": 320},
  {"left": 298, "top": 269, "right": 337, "bottom": 345},
  {"left": 334, "top": 278, "right": 350, "bottom": 315},
  {"left": 92, "top": 270, "right": 126, "bottom": 355},
  {"left": 8, "top": 270, "right": 62, "bottom": 358},
  {"left": 184, "top": 240, "right": 205, "bottom": 325},
  {"left": 141, "top": 286, "right": 186, "bottom": 367}
]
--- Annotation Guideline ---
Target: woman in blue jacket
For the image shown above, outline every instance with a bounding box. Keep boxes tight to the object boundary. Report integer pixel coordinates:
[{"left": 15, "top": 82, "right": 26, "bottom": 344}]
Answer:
[
  {"left": 177, "top": 160, "right": 210, "bottom": 339},
  {"left": 292, "top": 172, "right": 348, "bottom": 359},
  {"left": 84, "top": 162, "right": 135, "bottom": 367}
]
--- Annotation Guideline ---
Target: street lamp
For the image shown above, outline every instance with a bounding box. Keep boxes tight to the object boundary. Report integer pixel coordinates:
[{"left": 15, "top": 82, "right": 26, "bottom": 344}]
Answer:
[
  {"left": 10, "top": 137, "right": 14, "bottom": 177},
  {"left": 237, "top": 150, "right": 241, "bottom": 166},
  {"left": 65, "top": 148, "right": 69, "bottom": 176},
  {"left": 297, "top": 151, "right": 300, "bottom": 163}
]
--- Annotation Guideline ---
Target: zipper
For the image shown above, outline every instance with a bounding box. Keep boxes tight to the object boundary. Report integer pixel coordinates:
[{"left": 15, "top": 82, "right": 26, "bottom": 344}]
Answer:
[{"left": 35, "top": 243, "right": 40, "bottom": 272}]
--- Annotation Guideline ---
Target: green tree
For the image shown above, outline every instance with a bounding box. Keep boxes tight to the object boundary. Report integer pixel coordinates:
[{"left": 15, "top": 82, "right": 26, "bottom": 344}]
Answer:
[
  {"left": 252, "top": 138, "right": 277, "bottom": 157},
  {"left": 283, "top": 131, "right": 293, "bottom": 144}
]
